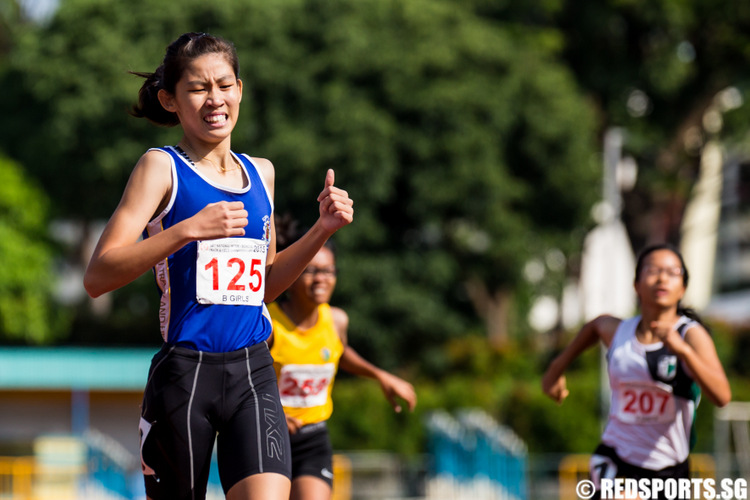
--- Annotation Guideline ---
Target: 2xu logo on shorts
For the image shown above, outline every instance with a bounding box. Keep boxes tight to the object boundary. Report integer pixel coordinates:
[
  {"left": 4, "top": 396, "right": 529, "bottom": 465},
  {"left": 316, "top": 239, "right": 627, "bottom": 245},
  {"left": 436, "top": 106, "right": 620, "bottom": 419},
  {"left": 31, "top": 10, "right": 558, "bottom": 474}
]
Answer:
[
  {"left": 262, "top": 393, "right": 286, "bottom": 461},
  {"left": 597, "top": 478, "right": 748, "bottom": 500}
]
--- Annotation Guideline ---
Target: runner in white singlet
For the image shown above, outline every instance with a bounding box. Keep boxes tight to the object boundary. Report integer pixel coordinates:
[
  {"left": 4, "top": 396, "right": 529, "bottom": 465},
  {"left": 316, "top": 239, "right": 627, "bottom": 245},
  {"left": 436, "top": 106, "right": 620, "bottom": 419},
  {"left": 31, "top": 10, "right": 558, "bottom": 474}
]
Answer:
[{"left": 542, "top": 244, "right": 730, "bottom": 498}]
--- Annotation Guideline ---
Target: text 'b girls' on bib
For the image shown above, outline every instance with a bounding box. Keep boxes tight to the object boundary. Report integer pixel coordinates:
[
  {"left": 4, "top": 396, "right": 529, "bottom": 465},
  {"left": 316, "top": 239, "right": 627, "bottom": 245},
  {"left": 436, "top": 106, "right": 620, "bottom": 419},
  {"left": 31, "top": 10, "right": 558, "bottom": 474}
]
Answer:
[
  {"left": 196, "top": 237, "right": 267, "bottom": 306},
  {"left": 278, "top": 363, "right": 336, "bottom": 408},
  {"left": 614, "top": 381, "right": 677, "bottom": 424}
]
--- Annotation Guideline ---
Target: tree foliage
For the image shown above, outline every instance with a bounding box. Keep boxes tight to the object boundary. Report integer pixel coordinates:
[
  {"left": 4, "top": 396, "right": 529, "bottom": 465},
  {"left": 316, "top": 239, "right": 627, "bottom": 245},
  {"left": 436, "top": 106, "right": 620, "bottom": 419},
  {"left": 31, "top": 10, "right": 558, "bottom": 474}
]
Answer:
[
  {"left": 1, "top": 0, "right": 750, "bottom": 457},
  {"left": 0, "top": 154, "right": 65, "bottom": 342},
  {"left": 553, "top": 0, "right": 750, "bottom": 248},
  {"left": 0, "top": 0, "right": 601, "bottom": 363},
  {"left": 231, "top": 0, "right": 600, "bottom": 355},
  {"left": 3, "top": 0, "right": 750, "bottom": 364}
]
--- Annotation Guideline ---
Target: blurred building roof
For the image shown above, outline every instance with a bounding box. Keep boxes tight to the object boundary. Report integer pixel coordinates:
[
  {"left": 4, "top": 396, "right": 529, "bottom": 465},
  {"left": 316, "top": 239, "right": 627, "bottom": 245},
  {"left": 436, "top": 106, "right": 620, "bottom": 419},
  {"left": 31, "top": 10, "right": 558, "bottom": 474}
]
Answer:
[
  {"left": 704, "top": 289, "right": 750, "bottom": 326},
  {"left": 0, "top": 347, "right": 156, "bottom": 391}
]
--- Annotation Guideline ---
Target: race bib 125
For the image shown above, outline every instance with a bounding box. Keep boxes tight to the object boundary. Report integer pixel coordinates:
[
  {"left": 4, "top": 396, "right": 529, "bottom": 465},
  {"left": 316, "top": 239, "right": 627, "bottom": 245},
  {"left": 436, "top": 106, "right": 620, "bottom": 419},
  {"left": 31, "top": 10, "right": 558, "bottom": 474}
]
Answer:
[{"left": 196, "top": 237, "right": 267, "bottom": 306}]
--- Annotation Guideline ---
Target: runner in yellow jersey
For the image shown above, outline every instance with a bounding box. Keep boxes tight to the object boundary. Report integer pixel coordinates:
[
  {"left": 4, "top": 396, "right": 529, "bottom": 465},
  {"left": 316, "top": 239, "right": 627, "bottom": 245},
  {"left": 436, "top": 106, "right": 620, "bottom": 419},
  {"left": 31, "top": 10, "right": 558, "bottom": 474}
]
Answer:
[{"left": 268, "top": 218, "right": 417, "bottom": 500}]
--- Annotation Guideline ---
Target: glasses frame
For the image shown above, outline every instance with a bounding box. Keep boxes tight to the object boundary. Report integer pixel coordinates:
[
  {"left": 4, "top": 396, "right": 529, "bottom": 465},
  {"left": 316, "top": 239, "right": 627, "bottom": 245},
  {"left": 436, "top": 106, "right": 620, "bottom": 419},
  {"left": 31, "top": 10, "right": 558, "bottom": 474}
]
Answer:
[
  {"left": 640, "top": 264, "right": 684, "bottom": 279},
  {"left": 300, "top": 267, "right": 338, "bottom": 278}
]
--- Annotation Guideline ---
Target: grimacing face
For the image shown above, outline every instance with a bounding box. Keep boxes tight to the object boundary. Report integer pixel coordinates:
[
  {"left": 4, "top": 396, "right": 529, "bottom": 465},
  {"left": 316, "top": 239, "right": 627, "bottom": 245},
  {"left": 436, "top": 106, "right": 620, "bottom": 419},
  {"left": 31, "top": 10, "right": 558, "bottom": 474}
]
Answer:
[{"left": 160, "top": 52, "right": 243, "bottom": 143}]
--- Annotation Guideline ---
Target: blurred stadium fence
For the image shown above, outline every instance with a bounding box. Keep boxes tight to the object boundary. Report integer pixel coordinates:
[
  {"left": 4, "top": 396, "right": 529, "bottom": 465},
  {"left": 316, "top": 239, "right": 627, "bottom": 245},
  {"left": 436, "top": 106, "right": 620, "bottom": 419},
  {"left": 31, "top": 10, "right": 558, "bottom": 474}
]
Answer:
[
  {"left": 0, "top": 409, "right": 529, "bottom": 500},
  {"left": 425, "top": 409, "right": 529, "bottom": 500}
]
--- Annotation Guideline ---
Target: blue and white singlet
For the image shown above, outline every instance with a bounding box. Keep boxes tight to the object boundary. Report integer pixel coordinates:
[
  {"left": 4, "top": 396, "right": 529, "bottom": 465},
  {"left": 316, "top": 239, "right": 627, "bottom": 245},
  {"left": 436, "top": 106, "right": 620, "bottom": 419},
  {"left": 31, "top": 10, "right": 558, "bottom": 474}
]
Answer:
[{"left": 144, "top": 146, "right": 273, "bottom": 352}]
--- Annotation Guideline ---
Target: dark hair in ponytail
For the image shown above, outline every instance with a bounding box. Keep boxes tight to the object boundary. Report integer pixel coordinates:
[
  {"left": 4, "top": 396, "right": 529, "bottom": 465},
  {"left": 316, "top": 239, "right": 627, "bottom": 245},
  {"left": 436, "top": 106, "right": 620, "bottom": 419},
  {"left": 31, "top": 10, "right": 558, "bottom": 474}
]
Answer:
[
  {"left": 130, "top": 66, "right": 177, "bottom": 126},
  {"left": 129, "top": 32, "right": 240, "bottom": 126},
  {"left": 634, "top": 243, "right": 711, "bottom": 334},
  {"left": 274, "top": 213, "right": 302, "bottom": 252}
]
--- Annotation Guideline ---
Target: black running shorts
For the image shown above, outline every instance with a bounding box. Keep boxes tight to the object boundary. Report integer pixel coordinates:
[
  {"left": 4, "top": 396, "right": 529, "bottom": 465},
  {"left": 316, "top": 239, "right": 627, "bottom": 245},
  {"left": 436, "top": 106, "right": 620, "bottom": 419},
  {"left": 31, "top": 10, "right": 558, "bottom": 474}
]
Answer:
[
  {"left": 289, "top": 422, "right": 334, "bottom": 487},
  {"left": 139, "top": 343, "right": 292, "bottom": 500},
  {"left": 589, "top": 443, "right": 689, "bottom": 500}
]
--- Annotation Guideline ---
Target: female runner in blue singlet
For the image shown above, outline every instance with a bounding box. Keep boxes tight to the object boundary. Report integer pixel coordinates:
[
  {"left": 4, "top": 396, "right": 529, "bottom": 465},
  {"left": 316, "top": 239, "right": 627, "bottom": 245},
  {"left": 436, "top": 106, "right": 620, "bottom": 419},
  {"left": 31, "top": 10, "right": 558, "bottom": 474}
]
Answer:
[
  {"left": 542, "top": 244, "right": 730, "bottom": 499},
  {"left": 84, "top": 32, "right": 353, "bottom": 500}
]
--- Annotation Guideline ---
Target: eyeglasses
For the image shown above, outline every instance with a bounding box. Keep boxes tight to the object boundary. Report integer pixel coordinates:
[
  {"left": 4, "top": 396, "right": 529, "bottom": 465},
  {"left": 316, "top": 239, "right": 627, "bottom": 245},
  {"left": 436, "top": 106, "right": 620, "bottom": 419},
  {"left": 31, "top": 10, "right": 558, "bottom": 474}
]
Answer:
[
  {"left": 641, "top": 265, "right": 683, "bottom": 279},
  {"left": 301, "top": 267, "right": 337, "bottom": 278}
]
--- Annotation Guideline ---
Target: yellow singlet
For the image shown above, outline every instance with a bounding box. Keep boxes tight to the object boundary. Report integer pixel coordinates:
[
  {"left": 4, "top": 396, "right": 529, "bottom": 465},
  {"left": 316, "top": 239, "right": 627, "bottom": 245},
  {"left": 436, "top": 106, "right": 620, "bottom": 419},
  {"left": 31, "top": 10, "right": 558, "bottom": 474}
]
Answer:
[{"left": 268, "top": 302, "right": 345, "bottom": 425}]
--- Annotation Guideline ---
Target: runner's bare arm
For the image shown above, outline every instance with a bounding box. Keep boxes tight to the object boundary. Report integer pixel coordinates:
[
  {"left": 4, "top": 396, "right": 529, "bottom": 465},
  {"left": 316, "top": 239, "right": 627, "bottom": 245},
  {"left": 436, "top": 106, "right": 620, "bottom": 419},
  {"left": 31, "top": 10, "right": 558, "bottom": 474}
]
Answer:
[
  {"left": 261, "top": 167, "right": 353, "bottom": 302},
  {"left": 542, "top": 315, "right": 620, "bottom": 404},
  {"left": 84, "top": 150, "right": 248, "bottom": 297}
]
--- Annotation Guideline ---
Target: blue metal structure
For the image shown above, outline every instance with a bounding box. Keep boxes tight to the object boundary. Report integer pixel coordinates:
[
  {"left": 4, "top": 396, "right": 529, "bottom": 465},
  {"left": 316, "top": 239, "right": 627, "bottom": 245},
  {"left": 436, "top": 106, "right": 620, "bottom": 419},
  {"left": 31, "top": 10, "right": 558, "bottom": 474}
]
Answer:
[{"left": 426, "top": 409, "right": 528, "bottom": 500}]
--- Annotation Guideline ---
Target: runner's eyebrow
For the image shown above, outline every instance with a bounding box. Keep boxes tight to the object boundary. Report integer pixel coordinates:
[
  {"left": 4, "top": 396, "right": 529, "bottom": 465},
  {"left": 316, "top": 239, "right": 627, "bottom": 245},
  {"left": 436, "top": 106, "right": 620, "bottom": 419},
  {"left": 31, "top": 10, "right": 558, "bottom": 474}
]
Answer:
[{"left": 186, "top": 74, "right": 236, "bottom": 86}]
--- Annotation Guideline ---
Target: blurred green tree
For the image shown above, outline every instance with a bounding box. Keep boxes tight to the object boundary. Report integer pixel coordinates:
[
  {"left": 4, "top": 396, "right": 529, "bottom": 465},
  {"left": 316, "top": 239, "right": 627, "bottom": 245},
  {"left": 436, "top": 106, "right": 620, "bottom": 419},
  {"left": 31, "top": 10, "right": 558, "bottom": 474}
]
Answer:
[
  {"left": 0, "top": 154, "right": 66, "bottom": 342},
  {"left": 0, "top": 0, "right": 600, "bottom": 363},
  {"left": 229, "top": 0, "right": 601, "bottom": 362},
  {"left": 552, "top": 0, "right": 750, "bottom": 248}
]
